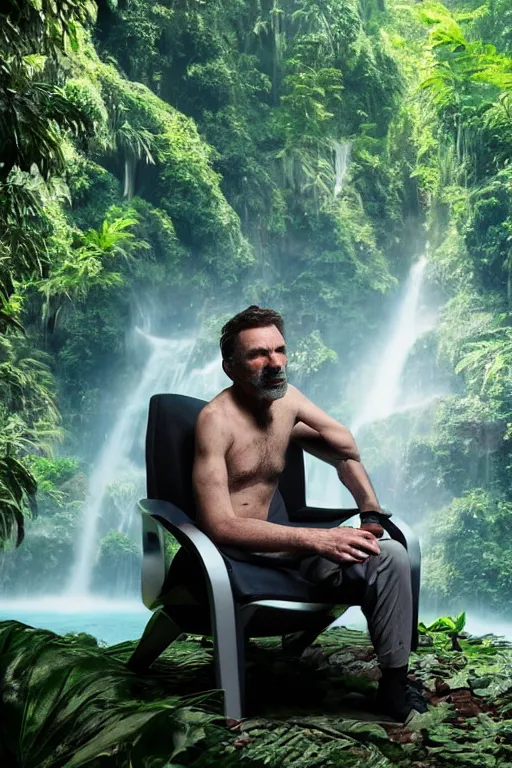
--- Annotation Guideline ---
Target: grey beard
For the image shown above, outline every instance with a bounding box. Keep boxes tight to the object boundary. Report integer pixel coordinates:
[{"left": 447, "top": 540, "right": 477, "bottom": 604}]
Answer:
[{"left": 250, "top": 371, "right": 288, "bottom": 401}]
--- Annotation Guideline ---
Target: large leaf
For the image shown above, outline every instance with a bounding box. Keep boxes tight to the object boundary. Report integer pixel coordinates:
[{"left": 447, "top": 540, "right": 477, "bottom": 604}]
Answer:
[{"left": 0, "top": 621, "right": 215, "bottom": 768}]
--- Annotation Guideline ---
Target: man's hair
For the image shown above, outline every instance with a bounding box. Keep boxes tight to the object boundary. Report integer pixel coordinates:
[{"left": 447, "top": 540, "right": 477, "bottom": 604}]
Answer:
[{"left": 220, "top": 305, "right": 285, "bottom": 362}]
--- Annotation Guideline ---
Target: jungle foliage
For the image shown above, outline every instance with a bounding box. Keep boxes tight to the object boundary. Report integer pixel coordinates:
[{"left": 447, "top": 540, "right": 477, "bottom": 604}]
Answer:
[
  {"left": 1, "top": 0, "right": 512, "bottom": 651},
  {"left": 0, "top": 619, "right": 511, "bottom": 767}
]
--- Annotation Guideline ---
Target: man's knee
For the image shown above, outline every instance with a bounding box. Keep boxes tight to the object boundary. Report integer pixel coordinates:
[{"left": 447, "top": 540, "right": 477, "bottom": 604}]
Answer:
[{"left": 377, "top": 540, "right": 410, "bottom": 576}]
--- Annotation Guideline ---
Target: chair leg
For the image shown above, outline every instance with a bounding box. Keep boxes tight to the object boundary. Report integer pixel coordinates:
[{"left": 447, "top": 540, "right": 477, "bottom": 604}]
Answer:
[
  {"left": 282, "top": 615, "right": 334, "bottom": 657},
  {"left": 128, "top": 608, "right": 182, "bottom": 673},
  {"left": 211, "top": 602, "right": 246, "bottom": 722}
]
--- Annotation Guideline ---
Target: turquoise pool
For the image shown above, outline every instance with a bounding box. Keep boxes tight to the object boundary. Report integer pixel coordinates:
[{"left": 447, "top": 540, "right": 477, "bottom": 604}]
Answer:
[
  {"left": 0, "top": 597, "right": 151, "bottom": 646},
  {"left": 0, "top": 599, "right": 510, "bottom": 645}
]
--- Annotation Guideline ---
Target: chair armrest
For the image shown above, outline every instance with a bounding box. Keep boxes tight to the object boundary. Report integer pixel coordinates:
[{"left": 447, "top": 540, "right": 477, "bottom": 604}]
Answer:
[
  {"left": 138, "top": 498, "right": 245, "bottom": 716},
  {"left": 138, "top": 498, "right": 235, "bottom": 613},
  {"left": 138, "top": 498, "right": 198, "bottom": 607},
  {"left": 381, "top": 516, "right": 420, "bottom": 564},
  {"left": 139, "top": 505, "right": 167, "bottom": 609}
]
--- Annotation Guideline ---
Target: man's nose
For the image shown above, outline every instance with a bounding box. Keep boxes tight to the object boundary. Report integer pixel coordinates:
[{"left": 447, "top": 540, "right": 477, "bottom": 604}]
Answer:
[{"left": 268, "top": 354, "right": 283, "bottom": 369}]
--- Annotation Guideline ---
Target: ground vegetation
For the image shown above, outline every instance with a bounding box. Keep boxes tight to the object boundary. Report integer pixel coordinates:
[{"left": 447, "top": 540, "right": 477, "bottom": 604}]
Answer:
[{"left": 0, "top": 617, "right": 511, "bottom": 767}]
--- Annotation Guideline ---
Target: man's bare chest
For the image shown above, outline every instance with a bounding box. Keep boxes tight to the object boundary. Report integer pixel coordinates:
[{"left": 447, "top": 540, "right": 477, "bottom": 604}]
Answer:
[{"left": 226, "top": 417, "right": 294, "bottom": 490}]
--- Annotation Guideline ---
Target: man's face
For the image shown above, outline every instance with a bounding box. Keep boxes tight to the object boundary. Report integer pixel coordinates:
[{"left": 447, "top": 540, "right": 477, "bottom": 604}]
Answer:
[{"left": 228, "top": 325, "right": 288, "bottom": 401}]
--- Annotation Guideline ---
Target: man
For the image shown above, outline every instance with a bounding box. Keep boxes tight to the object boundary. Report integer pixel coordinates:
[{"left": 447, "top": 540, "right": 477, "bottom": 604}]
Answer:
[{"left": 192, "top": 305, "right": 426, "bottom": 723}]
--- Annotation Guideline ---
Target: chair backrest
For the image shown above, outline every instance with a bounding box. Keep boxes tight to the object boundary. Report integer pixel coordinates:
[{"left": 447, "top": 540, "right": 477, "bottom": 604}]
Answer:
[{"left": 145, "top": 393, "right": 307, "bottom": 520}]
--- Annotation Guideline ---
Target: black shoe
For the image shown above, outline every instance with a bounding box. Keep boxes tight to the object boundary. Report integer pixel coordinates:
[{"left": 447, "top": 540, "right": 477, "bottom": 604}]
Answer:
[{"left": 375, "top": 679, "right": 428, "bottom": 724}]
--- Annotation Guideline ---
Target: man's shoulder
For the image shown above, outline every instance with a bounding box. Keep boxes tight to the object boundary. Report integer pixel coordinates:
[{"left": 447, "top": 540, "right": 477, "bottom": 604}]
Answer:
[
  {"left": 283, "top": 383, "right": 306, "bottom": 409},
  {"left": 270, "top": 384, "right": 305, "bottom": 425},
  {"left": 286, "top": 383, "right": 302, "bottom": 399},
  {"left": 197, "top": 392, "right": 232, "bottom": 430},
  {"left": 195, "top": 397, "right": 234, "bottom": 454},
  {"left": 281, "top": 385, "right": 320, "bottom": 425}
]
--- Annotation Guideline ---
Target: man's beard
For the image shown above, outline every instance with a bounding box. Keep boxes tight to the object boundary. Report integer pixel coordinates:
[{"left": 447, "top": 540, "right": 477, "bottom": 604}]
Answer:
[{"left": 249, "top": 367, "right": 288, "bottom": 401}]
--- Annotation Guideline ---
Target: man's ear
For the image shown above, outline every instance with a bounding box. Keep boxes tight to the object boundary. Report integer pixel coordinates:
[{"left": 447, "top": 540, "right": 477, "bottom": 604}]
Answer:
[{"left": 222, "top": 359, "right": 233, "bottom": 382}]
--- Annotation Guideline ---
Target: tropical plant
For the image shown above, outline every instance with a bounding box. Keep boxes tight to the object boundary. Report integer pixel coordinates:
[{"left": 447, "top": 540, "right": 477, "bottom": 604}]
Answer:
[
  {"left": 0, "top": 620, "right": 216, "bottom": 768},
  {"left": 0, "top": 1, "right": 95, "bottom": 549},
  {"left": 0, "top": 169, "right": 52, "bottom": 326},
  {"left": 0, "top": 332, "right": 61, "bottom": 548},
  {"left": 455, "top": 320, "right": 512, "bottom": 393},
  {"left": 0, "top": 0, "right": 94, "bottom": 181},
  {"left": 0, "top": 443, "right": 36, "bottom": 548},
  {"left": 35, "top": 212, "right": 139, "bottom": 334},
  {"left": 419, "top": 612, "right": 467, "bottom": 650},
  {"left": 417, "top": 2, "right": 512, "bottom": 170}
]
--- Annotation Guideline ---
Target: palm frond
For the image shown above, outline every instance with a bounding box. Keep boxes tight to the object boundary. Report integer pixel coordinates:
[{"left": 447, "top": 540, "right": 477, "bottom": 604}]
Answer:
[{"left": 0, "top": 621, "right": 215, "bottom": 767}]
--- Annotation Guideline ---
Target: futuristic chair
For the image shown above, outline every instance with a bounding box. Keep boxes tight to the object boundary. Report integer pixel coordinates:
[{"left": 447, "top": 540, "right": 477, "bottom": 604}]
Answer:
[{"left": 128, "top": 394, "right": 420, "bottom": 720}]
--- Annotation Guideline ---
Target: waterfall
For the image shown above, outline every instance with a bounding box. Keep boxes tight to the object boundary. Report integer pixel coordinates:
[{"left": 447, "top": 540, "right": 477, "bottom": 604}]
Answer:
[
  {"left": 68, "top": 332, "right": 228, "bottom": 596},
  {"left": 306, "top": 256, "right": 429, "bottom": 507},
  {"left": 333, "top": 140, "right": 351, "bottom": 197},
  {"left": 351, "top": 256, "right": 429, "bottom": 434}
]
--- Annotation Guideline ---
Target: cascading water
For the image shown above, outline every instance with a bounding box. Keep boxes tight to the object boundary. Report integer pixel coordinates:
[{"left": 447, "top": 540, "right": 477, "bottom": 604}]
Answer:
[
  {"left": 306, "top": 256, "right": 430, "bottom": 508},
  {"left": 68, "top": 332, "right": 228, "bottom": 596},
  {"left": 351, "top": 256, "right": 429, "bottom": 434},
  {"left": 333, "top": 140, "right": 351, "bottom": 197}
]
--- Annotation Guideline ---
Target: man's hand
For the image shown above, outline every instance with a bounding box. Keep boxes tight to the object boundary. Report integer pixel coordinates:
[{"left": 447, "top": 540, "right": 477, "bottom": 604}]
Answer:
[{"left": 313, "top": 527, "right": 380, "bottom": 564}]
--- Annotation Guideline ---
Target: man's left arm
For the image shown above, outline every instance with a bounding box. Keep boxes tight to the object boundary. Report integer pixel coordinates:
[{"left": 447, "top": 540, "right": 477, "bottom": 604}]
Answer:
[{"left": 289, "top": 386, "right": 389, "bottom": 517}]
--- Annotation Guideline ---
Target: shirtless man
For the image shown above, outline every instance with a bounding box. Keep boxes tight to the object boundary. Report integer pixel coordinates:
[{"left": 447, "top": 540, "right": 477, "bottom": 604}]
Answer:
[{"left": 192, "top": 305, "right": 426, "bottom": 723}]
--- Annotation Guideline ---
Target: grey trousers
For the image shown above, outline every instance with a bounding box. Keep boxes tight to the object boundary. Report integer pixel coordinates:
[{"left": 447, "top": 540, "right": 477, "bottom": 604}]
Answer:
[{"left": 299, "top": 540, "right": 412, "bottom": 669}]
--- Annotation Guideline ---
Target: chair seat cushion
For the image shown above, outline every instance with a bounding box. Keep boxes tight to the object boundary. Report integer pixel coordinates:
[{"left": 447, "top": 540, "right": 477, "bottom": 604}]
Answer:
[
  {"left": 166, "top": 546, "right": 361, "bottom": 605},
  {"left": 223, "top": 550, "right": 332, "bottom": 602}
]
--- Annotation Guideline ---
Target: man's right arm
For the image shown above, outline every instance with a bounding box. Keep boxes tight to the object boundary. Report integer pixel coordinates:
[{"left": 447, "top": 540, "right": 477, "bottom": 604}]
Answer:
[{"left": 192, "top": 408, "right": 379, "bottom": 564}]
